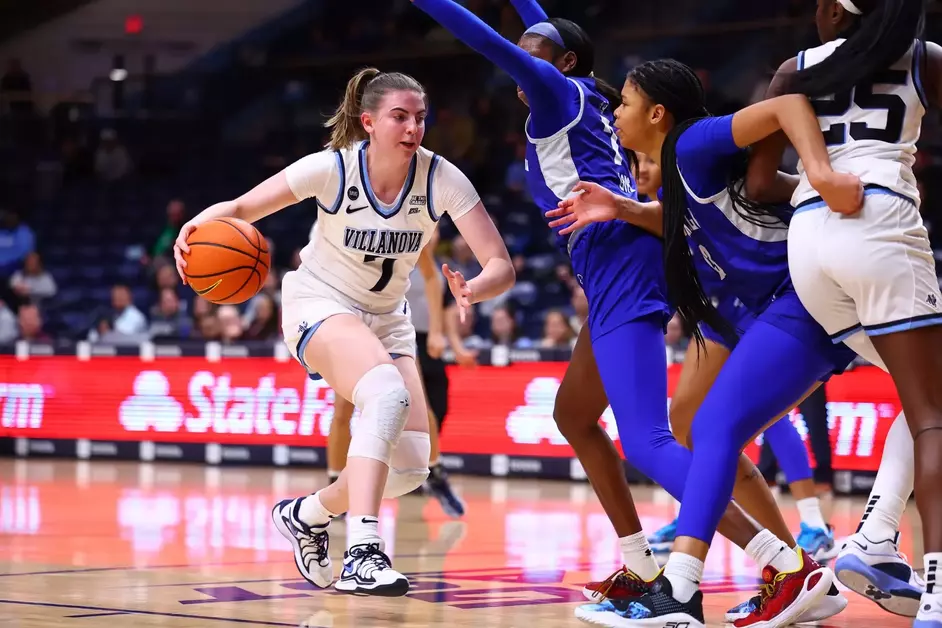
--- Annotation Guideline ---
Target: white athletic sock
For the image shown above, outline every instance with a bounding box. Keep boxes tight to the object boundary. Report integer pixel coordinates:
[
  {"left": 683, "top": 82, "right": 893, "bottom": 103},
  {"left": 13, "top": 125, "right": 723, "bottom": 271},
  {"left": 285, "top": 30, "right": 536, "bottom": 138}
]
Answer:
[
  {"left": 663, "top": 552, "right": 704, "bottom": 603},
  {"left": 926, "top": 553, "right": 942, "bottom": 594},
  {"left": 347, "top": 515, "right": 382, "bottom": 550},
  {"left": 796, "top": 497, "right": 828, "bottom": 531},
  {"left": 297, "top": 490, "right": 337, "bottom": 527},
  {"left": 619, "top": 532, "right": 660, "bottom": 581},
  {"left": 745, "top": 529, "right": 801, "bottom": 574},
  {"left": 858, "top": 412, "right": 912, "bottom": 542}
]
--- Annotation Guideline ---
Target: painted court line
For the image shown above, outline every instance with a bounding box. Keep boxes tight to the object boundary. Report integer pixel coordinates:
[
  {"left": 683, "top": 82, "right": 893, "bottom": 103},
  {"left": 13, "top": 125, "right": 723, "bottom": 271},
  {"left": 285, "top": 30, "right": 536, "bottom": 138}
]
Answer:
[{"left": 0, "top": 600, "right": 312, "bottom": 627}]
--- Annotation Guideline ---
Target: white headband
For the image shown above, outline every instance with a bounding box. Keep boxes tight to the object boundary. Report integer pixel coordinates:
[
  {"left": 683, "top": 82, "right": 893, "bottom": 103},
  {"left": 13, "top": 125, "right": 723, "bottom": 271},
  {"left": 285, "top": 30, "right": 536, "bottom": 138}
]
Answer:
[{"left": 838, "top": 0, "right": 863, "bottom": 15}]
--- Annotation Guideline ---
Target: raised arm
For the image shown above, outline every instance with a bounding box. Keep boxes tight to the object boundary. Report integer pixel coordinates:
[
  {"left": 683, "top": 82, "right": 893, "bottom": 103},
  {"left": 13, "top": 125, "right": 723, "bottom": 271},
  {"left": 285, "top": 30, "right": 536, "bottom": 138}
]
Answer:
[
  {"left": 410, "top": 0, "right": 571, "bottom": 125},
  {"left": 509, "top": 0, "right": 548, "bottom": 27}
]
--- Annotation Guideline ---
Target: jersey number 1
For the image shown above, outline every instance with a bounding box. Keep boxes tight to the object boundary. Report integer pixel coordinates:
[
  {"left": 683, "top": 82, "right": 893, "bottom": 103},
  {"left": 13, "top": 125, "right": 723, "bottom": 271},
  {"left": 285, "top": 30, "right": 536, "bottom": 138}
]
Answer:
[
  {"left": 364, "top": 255, "right": 395, "bottom": 292},
  {"left": 812, "top": 70, "right": 908, "bottom": 145}
]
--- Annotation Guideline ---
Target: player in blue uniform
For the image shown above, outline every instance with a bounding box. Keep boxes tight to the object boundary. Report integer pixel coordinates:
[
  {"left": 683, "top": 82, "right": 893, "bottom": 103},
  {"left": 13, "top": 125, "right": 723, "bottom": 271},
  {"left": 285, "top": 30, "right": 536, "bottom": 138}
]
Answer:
[
  {"left": 549, "top": 59, "right": 862, "bottom": 627},
  {"left": 624, "top": 157, "right": 838, "bottom": 566}
]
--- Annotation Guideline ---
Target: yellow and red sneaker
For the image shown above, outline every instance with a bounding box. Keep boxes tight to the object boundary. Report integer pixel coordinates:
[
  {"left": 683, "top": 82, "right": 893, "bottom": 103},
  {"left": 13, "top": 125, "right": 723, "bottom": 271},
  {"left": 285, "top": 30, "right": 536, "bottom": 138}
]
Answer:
[
  {"left": 581, "top": 566, "right": 653, "bottom": 603},
  {"left": 733, "top": 549, "right": 834, "bottom": 628}
]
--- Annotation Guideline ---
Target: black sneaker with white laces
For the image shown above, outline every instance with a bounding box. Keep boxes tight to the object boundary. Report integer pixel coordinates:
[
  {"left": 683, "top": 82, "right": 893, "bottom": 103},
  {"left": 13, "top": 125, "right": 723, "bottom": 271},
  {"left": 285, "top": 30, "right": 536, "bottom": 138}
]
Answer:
[
  {"left": 335, "top": 541, "right": 409, "bottom": 597},
  {"left": 271, "top": 497, "right": 333, "bottom": 588}
]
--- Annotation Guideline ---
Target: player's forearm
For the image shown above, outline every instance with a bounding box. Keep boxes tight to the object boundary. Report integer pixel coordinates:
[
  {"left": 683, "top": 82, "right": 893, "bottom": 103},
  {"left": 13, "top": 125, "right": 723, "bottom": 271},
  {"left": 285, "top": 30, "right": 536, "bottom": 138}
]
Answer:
[
  {"left": 617, "top": 198, "right": 663, "bottom": 237},
  {"left": 467, "top": 258, "right": 515, "bottom": 304},
  {"left": 769, "top": 95, "right": 835, "bottom": 188},
  {"left": 444, "top": 305, "right": 464, "bottom": 350},
  {"left": 189, "top": 200, "right": 240, "bottom": 225},
  {"left": 509, "top": 0, "right": 548, "bottom": 27}
]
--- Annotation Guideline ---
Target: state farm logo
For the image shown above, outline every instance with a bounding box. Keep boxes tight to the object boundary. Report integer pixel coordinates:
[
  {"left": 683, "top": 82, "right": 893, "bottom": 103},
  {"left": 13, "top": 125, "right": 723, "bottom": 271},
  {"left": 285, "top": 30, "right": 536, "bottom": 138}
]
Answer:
[
  {"left": 505, "top": 377, "right": 619, "bottom": 445},
  {"left": 119, "top": 370, "right": 341, "bottom": 436},
  {"left": 0, "top": 383, "right": 45, "bottom": 429}
]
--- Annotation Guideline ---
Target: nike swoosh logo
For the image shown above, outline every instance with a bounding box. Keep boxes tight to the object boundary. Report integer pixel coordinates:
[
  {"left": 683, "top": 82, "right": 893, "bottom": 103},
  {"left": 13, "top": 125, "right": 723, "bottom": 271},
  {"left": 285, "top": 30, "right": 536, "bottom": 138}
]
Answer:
[
  {"left": 346, "top": 205, "right": 368, "bottom": 214},
  {"left": 853, "top": 541, "right": 869, "bottom": 551},
  {"left": 194, "top": 279, "right": 222, "bottom": 296}
]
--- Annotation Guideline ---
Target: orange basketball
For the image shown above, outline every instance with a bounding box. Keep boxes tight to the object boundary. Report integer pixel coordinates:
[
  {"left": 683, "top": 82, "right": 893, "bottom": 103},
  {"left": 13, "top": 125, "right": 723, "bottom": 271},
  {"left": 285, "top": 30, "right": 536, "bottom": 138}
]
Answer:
[{"left": 182, "top": 217, "right": 271, "bottom": 305}]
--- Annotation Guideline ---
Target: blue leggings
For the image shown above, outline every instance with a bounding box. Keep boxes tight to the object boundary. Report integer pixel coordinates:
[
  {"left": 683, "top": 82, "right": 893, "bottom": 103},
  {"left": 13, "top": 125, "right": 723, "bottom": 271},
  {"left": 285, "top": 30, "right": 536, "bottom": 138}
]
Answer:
[
  {"left": 676, "top": 321, "right": 834, "bottom": 543},
  {"left": 593, "top": 316, "right": 691, "bottom": 500},
  {"left": 764, "top": 413, "right": 813, "bottom": 484}
]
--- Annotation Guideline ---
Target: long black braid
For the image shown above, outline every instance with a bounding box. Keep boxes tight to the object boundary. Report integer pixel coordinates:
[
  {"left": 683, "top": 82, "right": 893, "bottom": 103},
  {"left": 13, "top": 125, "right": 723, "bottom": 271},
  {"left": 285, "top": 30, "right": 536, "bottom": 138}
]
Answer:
[{"left": 629, "top": 59, "right": 787, "bottom": 346}]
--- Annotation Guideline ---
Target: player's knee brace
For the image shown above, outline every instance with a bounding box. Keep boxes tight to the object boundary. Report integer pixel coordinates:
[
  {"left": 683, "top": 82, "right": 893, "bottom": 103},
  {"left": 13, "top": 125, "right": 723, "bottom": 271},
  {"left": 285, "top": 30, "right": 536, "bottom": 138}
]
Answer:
[
  {"left": 382, "top": 431, "right": 431, "bottom": 499},
  {"left": 347, "top": 364, "right": 411, "bottom": 465}
]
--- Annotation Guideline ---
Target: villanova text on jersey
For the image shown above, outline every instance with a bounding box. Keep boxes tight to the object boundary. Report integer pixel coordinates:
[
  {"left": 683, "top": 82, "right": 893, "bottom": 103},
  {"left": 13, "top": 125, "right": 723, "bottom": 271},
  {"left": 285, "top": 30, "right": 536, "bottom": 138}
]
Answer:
[{"left": 343, "top": 227, "right": 424, "bottom": 256}]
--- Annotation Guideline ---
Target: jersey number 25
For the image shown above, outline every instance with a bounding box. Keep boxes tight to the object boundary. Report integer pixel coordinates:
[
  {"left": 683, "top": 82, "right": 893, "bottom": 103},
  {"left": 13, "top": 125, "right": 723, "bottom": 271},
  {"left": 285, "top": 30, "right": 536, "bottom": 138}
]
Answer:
[{"left": 811, "top": 69, "right": 908, "bottom": 146}]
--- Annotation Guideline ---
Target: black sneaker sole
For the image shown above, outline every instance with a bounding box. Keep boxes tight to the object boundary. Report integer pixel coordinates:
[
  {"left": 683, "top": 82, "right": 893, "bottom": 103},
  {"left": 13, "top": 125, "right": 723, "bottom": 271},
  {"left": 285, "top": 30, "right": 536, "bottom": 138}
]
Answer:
[{"left": 335, "top": 578, "right": 410, "bottom": 597}]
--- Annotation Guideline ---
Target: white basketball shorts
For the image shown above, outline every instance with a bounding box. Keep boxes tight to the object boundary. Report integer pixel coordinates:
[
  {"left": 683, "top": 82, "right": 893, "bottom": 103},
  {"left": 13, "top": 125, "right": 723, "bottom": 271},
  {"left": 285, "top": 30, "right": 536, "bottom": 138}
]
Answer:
[
  {"left": 788, "top": 188, "right": 942, "bottom": 369},
  {"left": 280, "top": 268, "right": 416, "bottom": 378}
]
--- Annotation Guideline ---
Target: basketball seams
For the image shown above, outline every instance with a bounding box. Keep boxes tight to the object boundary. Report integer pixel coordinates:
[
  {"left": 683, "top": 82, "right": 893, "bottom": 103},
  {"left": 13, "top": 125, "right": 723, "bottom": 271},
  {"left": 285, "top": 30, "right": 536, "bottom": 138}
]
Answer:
[
  {"left": 215, "top": 218, "right": 271, "bottom": 271},
  {"left": 184, "top": 266, "right": 259, "bottom": 279}
]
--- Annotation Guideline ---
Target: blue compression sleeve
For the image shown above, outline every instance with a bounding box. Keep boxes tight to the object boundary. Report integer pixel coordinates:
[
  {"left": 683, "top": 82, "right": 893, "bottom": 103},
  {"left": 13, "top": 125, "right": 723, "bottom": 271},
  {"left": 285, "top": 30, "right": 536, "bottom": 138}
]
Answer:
[
  {"left": 764, "top": 414, "right": 814, "bottom": 484},
  {"left": 411, "top": 0, "right": 574, "bottom": 134},
  {"left": 677, "top": 320, "right": 834, "bottom": 543},
  {"left": 675, "top": 116, "right": 744, "bottom": 199},
  {"left": 509, "top": 0, "right": 548, "bottom": 27}
]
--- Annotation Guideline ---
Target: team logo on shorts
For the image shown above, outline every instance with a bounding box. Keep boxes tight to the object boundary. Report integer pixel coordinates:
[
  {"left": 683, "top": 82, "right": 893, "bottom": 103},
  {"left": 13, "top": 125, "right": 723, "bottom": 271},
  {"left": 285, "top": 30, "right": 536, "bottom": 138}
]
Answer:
[
  {"left": 928, "top": 294, "right": 938, "bottom": 309},
  {"left": 298, "top": 321, "right": 311, "bottom": 334},
  {"left": 347, "top": 187, "right": 360, "bottom": 201}
]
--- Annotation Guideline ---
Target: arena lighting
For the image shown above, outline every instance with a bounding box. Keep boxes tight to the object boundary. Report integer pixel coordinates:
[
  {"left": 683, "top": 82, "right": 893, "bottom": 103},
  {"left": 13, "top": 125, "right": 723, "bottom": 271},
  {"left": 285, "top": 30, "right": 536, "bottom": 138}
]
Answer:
[
  {"left": 125, "top": 14, "right": 144, "bottom": 35},
  {"left": 109, "top": 69, "right": 128, "bottom": 82}
]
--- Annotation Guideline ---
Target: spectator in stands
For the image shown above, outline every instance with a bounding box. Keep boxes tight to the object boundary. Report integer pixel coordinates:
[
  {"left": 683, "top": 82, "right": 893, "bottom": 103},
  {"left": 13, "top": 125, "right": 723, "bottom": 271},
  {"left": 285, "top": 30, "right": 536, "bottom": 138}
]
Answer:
[
  {"left": 110, "top": 284, "right": 147, "bottom": 336},
  {"left": 446, "top": 235, "right": 482, "bottom": 280},
  {"left": 149, "top": 288, "right": 190, "bottom": 339},
  {"left": 243, "top": 293, "right": 279, "bottom": 341},
  {"left": 425, "top": 105, "right": 475, "bottom": 167},
  {"left": 0, "top": 209, "right": 34, "bottom": 276},
  {"left": 94, "top": 129, "right": 133, "bottom": 183},
  {"left": 16, "top": 304, "right": 49, "bottom": 342},
  {"left": 490, "top": 305, "right": 533, "bottom": 349},
  {"left": 570, "top": 285, "right": 588, "bottom": 333},
  {"left": 504, "top": 139, "right": 530, "bottom": 201},
  {"left": 148, "top": 200, "right": 187, "bottom": 267},
  {"left": 0, "top": 301, "right": 16, "bottom": 343},
  {"left": 244, "top": 273, "right": 281, "bottom": 327},
  {"left": 217, "top": 305, "right": 243, "bottom": 343},
  {"left": 541, "top": 309, "right": 576, "bottom": 349},
  {"left": 0, "top": 59, "right": 33, "bottom": 114},
  {"left": 10, "top": 252, "right": 56, "bottom": 307},
  {"left": 196, "top": 312, "right": 222, "bottom": 340}
]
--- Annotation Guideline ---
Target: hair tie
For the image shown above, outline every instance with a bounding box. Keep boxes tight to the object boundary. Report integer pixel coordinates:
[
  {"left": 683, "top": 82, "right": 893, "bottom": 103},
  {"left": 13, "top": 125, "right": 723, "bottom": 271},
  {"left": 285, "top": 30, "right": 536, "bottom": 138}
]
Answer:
[{"left": 523, "top": 22, "right": 566, "bottom": 49}]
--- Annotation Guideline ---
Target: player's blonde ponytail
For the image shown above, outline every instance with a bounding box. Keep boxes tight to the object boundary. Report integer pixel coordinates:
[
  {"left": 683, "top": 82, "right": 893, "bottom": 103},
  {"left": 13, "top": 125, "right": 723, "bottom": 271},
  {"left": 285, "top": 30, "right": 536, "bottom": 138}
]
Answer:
[{"left": 326, "top": 68, "right": 428, "bottom": 150}]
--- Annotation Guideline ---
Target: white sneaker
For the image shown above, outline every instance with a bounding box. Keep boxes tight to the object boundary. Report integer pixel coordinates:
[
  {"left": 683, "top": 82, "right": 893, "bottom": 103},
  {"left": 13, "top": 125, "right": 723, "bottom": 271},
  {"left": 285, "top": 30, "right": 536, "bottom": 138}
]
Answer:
[
  {"left": 915, "top": 591, "right": 942, "bottom": 627},
  {"left": 834, "top": 532, "right": 923, "bottom": 617},
  {"left": 335, "top": 541, "right": 409, "bottom": 597},
  {"left": 271, "top": 497, "right": 333, "bottom": 588}
]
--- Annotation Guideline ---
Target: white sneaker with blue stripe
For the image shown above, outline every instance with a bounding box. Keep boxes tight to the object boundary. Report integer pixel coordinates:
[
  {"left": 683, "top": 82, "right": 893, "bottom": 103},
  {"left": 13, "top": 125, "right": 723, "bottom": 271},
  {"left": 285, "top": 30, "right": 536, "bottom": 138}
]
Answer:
[
  {"left": 335, "top": 540, "right": 409, "bottom": 597},
  {"left": 915, "top": 592, "right": 942, "bottom": 627},
  {"left": 271, "top": 497, "right": 334, "bottom": 588},
  {"left": 834, "top": 532, "right": 924, "bottom": 617}
]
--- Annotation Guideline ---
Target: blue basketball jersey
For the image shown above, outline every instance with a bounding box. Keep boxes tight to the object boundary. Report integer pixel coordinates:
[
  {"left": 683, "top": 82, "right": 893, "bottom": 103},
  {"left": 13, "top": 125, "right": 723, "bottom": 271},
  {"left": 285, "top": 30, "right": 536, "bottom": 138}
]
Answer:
[
  {"left": 676, "top": 116, "right": 792, "bottom": 313},
  {"left": 525, "top": 77, "right": 637, "bottom": 251}
]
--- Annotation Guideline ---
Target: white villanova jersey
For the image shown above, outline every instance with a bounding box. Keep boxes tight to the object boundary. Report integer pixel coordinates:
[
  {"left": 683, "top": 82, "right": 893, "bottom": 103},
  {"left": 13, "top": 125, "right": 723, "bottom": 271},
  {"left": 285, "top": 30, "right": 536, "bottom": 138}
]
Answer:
[
  {"left": 285, "top": 141, "right": 479, "bottom": 313},
  {"left": 793, "top": 39, "right": 927, "bottom": 207}
]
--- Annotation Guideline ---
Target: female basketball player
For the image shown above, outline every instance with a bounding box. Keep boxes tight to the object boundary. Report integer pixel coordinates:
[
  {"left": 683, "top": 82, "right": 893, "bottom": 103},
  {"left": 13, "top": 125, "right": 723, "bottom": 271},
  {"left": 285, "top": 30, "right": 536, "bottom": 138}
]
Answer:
[
  {"left": 407, "top": 2, "right": 855, "bottom": 622},
  {"left": 325, "top": 231, "right": 467, "bottom": 518},
  {"left": 559, "top": 153, "right": 845, "bottom": 624},
  {"left": 590, "top": 156, "right": 837, "bottom": 563},
  {"left": 173, "top": 68, "right": 514, "bottom": 596},
  {"left": 744, "top": 0, "right": 942, "bottom": 622},
  {"left": 549, "top": 59, "right": 862, "bottom": 627}
]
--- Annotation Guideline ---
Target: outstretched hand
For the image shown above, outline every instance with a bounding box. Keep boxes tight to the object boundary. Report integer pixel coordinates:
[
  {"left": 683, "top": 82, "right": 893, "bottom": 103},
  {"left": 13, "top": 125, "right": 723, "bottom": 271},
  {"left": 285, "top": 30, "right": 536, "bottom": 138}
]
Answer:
[
  {"left": 544, "top": 182, "right": 620, "bottom": 235},
  {"left": 443, "top": 263, "right": 472, "bottom": 323}
]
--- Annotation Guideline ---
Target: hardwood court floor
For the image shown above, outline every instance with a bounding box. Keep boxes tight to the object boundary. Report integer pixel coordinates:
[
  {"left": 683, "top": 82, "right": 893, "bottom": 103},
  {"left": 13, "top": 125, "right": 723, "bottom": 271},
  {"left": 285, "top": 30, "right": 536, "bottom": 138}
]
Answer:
[{"left": 0, "top": 459, "right": 918, "bottom": 627}]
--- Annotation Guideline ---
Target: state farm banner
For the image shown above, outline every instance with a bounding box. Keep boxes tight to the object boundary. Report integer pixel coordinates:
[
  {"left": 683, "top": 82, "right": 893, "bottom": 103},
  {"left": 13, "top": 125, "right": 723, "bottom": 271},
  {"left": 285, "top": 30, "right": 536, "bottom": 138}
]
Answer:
[{"left": 0, "top": 356, "right": 899, "bottom": 474}]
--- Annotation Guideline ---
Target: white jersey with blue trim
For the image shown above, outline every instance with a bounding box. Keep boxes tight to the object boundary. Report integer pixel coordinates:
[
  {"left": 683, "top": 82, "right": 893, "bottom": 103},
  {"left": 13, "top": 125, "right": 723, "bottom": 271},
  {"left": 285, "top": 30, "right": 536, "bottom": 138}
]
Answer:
[
  {"left": 285, "top": 141, "right": 479, "bottom": 313},
  {"left": 793, "top": 39, "right": 927, "bottom": 207}
]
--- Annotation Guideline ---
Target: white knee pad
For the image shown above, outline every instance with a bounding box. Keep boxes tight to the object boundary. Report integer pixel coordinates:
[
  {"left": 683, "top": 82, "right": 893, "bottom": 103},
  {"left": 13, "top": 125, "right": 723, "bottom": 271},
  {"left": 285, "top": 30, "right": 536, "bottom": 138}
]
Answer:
[
  {"left": 347, "top": 364, "right": 411, "bottom": 465},
  {"left": 382, "top": 431, "right": 431, "bottom": 499}
]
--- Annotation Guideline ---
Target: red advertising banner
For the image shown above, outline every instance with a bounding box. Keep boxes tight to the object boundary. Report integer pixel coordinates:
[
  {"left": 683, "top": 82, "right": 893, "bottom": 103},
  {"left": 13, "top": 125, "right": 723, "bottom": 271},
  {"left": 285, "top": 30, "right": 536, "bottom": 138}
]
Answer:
[{"left": 0, "top": 357, "right": 899, "bottom": 472}]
